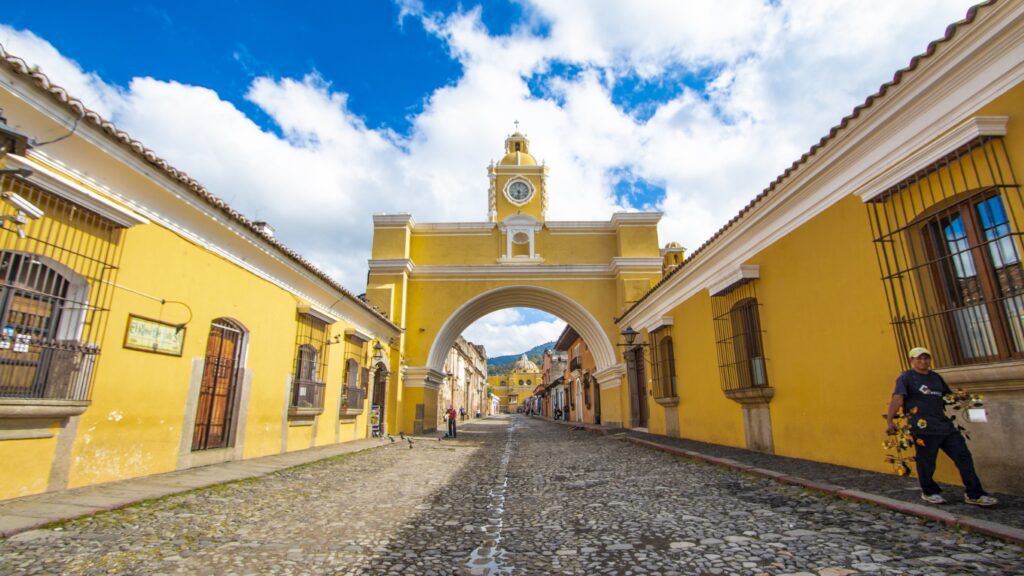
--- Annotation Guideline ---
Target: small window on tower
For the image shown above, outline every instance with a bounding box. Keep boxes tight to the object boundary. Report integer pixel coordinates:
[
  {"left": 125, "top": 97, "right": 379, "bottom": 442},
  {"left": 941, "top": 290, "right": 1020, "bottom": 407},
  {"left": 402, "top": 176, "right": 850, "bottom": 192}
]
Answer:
[
  {"left": 515, "top": 142, "right": 521, "bottom": 152},
  {"left": 512, "top": 232, "right": 529, "bottom": 244}
]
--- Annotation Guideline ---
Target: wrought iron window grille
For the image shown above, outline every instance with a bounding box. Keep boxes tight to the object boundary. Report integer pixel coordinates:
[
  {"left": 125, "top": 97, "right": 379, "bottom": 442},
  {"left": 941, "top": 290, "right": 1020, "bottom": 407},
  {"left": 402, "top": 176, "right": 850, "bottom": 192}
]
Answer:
[
  {"left": 0, "top": 176, "right": 124, "bottom": 401},
  {"left": 867, "top": 136, "right": 1024, "bottom": 369},
  {"left": 711, "top": 281, "right": 770, "bottom": 393}
]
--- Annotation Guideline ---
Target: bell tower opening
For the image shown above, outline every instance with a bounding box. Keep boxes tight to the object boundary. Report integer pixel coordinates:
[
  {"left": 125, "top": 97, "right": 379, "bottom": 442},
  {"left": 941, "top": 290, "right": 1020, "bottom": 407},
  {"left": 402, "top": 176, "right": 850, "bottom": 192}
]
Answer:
[{"left": 488, "top": 125, "right": 548, "bottom": 223}]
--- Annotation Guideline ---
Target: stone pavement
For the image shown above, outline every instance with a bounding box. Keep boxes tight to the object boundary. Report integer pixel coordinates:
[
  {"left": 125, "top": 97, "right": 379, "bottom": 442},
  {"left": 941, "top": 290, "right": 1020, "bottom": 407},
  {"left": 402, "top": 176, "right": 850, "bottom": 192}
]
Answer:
[
  {"left": 0, "top": 416, "right": 1021, "bottom": 575},
  {"left": 0, "top": 435, "right": 388, "bottom": 538}
]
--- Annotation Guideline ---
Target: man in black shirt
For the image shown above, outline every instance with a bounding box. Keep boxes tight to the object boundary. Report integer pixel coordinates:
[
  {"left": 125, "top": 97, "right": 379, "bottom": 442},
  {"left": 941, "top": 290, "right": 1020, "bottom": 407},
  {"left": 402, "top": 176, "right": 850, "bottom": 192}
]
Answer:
[{"left": 886, "top": 347, "right": 996, "bottom": 506}]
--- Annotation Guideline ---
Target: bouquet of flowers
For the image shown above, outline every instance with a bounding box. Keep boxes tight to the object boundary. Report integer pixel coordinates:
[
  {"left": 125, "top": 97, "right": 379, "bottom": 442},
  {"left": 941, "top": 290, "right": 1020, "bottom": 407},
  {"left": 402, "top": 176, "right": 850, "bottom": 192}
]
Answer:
[
  {"left": 943, "top": 388, "right": 985, "bottom": 440},
  {"left": 882, "top": 407, "right": 921, "bottom": 477}
]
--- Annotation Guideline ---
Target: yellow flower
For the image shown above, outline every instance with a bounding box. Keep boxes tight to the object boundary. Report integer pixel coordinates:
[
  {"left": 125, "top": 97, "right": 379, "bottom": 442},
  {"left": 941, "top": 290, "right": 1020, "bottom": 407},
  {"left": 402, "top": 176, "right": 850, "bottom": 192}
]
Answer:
[{"left": 917, "top": 419, "right": 928, "bottom": 429}]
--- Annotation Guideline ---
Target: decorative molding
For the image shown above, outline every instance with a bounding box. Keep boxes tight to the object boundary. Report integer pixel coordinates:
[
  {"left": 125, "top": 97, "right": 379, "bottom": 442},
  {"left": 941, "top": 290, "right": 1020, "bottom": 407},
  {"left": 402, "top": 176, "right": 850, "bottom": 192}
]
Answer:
[
  {"left": 345, "top": 328, "right": 373, "bottom": 343},
  {"left": 495, "top": 255, "right": 546, "bottom": 265},
  {"left": 403, "top": 366, "right": 444, "bottom": 390},
  {"left": 724, "top": 386, "right": 775, "bottom": 405},
  {"left": 937, "top": 360, "right": 1024, "bottom": 393},
  {"left": 610, "top": 212, "right": 662, "bottom": 227},
  {"left": 7, "top": 152, "right": 149, "bottom": 227},
  {"left": 654, "top": 396, "right": 680, "bottom": 407},
  {"left": 502, "top": 176, "right": 535, "bottom": 207},
  {"left": 855, "top": 116, "right": 1010, "bottom": 202},
  {"left": 707, "top": 265, "right": 760, "bottom": 297},
  {"left": 643, "top": 316, "right": 674, "bottom": 333},
  {"left": 414, "top": 222, "right": 496, "bottom": 233},
  {"left": 367, "top": 259, "right": 415, "bottom": 274},
  {"left": 0, "top": 399, "right": 90, "bottom": 419},
  {"left": 372, "top": 213, "right": 416, "bottom": 227},
  {"left": 611, "top": 257, "right": 663, "bottom": 274},
  {"left": 593, "top": 363, "right": 626, "bottom": 390},
  {"left": 298, "top": 304, "right": 339, "bottom": 325}
]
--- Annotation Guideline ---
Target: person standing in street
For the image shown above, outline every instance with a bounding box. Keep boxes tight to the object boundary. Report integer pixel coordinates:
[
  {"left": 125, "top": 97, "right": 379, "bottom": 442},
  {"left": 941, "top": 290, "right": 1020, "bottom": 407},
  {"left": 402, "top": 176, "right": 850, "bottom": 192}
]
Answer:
[
  {"left": 446, "top": 405, "right": 458, "bottom": 439},
  {"left": 886, "top": 347, "right": 997, "bottom": 506}
]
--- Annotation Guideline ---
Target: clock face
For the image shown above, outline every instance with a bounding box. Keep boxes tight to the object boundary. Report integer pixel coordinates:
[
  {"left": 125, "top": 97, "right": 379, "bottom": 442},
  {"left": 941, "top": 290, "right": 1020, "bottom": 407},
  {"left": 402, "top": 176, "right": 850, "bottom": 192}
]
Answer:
[{"left": 507, "top": 180, "right": 533, "bottom": 203}]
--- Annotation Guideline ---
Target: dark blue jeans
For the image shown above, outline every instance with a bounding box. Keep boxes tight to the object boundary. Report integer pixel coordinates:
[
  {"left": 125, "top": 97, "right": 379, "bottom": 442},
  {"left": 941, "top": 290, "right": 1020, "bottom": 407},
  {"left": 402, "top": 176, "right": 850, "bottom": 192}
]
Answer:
[
  {"left": 913, "top": 431, "right": 985, "bottom": 499},
  {"left": 447, "top": 419, "right": 456, "bottom": 438}
]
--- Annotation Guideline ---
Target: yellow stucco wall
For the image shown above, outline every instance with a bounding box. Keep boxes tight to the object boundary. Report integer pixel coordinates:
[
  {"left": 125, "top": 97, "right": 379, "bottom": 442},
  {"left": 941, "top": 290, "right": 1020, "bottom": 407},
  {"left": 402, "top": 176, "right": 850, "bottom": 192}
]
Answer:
[{"left": 639, "top": 80, "right": 1024, "bottom": 490}]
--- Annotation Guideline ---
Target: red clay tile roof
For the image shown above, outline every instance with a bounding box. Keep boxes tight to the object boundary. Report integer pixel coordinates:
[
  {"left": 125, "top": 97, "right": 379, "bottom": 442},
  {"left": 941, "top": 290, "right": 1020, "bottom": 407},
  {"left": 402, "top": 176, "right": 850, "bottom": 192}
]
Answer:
[
  {"left": 619, "top": 0, "right": 997, "bottom": 322},
  {"left": 0, "top": 44, "right": 397, "bottom": 330}
]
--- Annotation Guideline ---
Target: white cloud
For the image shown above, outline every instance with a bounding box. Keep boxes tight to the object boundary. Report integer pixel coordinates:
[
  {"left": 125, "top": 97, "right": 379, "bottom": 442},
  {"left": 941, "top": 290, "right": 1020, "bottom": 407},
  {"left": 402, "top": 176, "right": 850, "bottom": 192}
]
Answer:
[
  {"left": 0, "top": 0, "right": 977, "bottom": 304},
  {"left": 462, "top": 309, "right": 564, "bottom": 357}
]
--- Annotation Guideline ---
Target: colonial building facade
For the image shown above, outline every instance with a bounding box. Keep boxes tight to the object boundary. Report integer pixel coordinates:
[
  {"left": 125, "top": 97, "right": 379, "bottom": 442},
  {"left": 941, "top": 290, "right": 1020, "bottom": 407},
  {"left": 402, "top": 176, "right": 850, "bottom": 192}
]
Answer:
[
  {"left": 617, "top": 1, "right": 1024, "bottom": 495},
  {"left": 0, "top": 47, "right": 399, "bottom": 501},
  {"left": 488, "top": 354, "right": 542, "bottom": 414},
  {"left": 438, "top": 335, "right": 487, "bottom": 425}
]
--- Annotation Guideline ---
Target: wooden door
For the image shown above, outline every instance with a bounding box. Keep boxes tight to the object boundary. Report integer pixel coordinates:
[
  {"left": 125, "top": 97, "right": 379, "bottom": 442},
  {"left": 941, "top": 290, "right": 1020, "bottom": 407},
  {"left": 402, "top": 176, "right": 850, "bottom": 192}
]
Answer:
[{"left": 192, "top": 320, "right": 243, "bottom": 451}]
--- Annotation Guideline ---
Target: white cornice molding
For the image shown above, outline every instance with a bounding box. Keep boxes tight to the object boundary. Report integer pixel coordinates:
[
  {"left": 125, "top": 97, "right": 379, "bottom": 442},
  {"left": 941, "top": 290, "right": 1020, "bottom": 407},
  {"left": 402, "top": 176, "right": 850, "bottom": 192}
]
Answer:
[
  {"left": 620, "top": 4, "right": 1024, "bottom": 330},
  {"left": 414, "top": 222, "right": 496, "bottom": 233},
  {"left": 403, "top": 263, "right": 616, "bottom": 277},
  {"left": 403, "top": 366, "right": 444, "bottom": 390},
  {"left": 610, "top": 212, "right": 662, "bottom": 227},
  {"left": 298, "top": 304, "right": 339, "bottom": 325},
  {"left": 367, "top": 258, "right": 415, "bottom": 274},
  {"left": 593, "top": 363, "right": 626, "bottom": 390},
  {"left": 643, "top": 316, "right": 674, "bottom": 333},
  {"left": 707, "top": 265, "right": 760, "bottom": 297},
  {"left": 855, "top": 116, "right": 1009, "bottom": 202},
  {"left": 372, "top": 213, "right": 416, "bottom": 227},
  {"left": 345, "top": 328, "right": 373, "bottom": 343},
  {"left": 6, "top": 152, "right": 149, "bottom": 227},
  {"left": 611, "top": 257, "right": 663, "bottom": 274},
  {"left": 545, "top": 221, "right": 614, "bottom": 231}
]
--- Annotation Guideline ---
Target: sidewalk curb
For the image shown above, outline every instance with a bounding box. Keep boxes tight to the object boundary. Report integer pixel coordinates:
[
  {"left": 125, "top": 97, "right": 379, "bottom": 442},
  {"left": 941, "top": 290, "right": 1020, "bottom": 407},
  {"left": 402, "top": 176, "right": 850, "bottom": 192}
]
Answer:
[
  {"left": 0, "top": 440, "right": 392, "bottom": 539},
  {"left": 625, "top": 436, "right": 1024, "bottom": 545}
]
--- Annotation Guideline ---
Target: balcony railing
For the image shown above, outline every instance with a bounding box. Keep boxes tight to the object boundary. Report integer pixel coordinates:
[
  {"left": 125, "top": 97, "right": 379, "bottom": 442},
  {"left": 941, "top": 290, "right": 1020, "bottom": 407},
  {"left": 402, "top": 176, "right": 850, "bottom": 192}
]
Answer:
[
  {"left": 290, "top": 377, "right": 326, "bottom": 411},
  {"left": 569, "top": 357, "right": 582, "bottom": 372},
  {"left": 0, "top": 339, "right": 99, "bottom": 401}
]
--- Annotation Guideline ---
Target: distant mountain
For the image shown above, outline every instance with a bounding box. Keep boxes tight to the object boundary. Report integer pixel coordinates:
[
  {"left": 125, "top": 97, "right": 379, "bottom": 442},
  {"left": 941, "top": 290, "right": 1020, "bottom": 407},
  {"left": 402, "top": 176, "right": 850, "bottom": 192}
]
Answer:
[{"left": 487, "top": 341, "right": 554, "bottom": 375}]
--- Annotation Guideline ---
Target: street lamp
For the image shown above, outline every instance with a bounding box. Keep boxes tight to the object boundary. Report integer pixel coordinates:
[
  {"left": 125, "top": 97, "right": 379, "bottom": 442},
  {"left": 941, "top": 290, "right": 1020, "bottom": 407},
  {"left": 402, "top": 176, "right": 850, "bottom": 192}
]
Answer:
[
  {"left": 620, "top": 326, "right": 641, "bottom": 347},
  {"left": 372, "top": 340, "right": 385, "bottom": 365}
]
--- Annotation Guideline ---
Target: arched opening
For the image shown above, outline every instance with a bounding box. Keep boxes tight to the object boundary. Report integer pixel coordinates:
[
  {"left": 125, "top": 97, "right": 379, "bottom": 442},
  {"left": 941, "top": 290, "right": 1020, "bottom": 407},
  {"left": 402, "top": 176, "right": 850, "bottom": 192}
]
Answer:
[
  {"left": 427, "top": 285, "right": 616, "bottom": 373},
  {"left": 0, "top": 250, "right": 92, "bottom": 399},
  {"left": 193, "top": 318, "right": 248, "bottom": 451}
]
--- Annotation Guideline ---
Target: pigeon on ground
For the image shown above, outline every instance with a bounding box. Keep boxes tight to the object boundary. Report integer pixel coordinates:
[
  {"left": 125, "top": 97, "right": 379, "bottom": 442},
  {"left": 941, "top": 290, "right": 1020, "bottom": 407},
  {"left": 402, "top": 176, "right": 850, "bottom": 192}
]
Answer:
[
  {"left": 400, "top": 432, "right": 405, "bottom": 440},
  {"left": 388, "top": 435, "right": 395, "bottom": 443},
  {"left": 406, "top": 437, "right": 414, "bottom": 449}
]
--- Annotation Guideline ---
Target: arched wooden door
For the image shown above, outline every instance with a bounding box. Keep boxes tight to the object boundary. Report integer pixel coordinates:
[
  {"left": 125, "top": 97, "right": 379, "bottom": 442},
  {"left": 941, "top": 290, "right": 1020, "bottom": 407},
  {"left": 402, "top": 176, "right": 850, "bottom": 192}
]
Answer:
[{"left": 192, "top": 319, "right": 245, "bottom": 451}]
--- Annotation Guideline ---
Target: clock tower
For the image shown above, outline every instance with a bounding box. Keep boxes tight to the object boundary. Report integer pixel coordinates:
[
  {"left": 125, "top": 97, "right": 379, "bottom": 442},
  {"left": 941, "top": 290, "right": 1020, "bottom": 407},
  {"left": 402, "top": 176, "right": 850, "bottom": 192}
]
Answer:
[{"left": 487, "top": 130, "right": 548, "bottom": 223}]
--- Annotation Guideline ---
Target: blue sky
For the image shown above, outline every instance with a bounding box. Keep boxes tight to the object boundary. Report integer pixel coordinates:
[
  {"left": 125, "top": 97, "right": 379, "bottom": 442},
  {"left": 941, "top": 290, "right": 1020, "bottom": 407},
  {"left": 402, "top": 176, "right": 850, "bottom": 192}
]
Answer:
[{"left": 0, "top": 1, "right": 976, "bottom": 355}]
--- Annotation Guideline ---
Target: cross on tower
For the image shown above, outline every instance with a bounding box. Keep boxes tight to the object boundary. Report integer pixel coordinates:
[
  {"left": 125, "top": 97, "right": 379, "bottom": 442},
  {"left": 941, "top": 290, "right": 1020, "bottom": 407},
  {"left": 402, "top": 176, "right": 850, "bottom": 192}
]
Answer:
[{"left": 514, "top": 120, "right": 519, "bottom": 132}]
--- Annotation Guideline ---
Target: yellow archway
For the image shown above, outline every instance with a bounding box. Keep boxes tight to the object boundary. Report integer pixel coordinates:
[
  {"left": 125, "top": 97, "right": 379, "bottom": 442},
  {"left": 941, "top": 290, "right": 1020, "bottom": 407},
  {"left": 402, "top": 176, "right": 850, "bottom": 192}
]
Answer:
[
  {"left": 365, "top": 132, "right": 665, "bottom": 434},
  {"left": 427, "top": 285, "right": 617, "bottom": 373}
]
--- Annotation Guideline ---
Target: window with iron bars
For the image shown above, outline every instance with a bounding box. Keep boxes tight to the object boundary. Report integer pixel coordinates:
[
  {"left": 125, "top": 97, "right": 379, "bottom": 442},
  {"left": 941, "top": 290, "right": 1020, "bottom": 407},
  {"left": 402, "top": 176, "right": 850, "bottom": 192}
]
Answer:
[
  {"left": 648, "top": 326, "right": 677, "bottom": 399},
  {"left": 340, "top": 358, "right": 366, "bottom": 415},
  {"left": 290, "top": 313, "right": 327, "bottom": 411},
  {"left": 712, "top": 282, "right": 770, "bottom": 393},
  {"left": 867, "top": 137, "right": 1024, "bottom": 369},
  {"left": 0, "top": 176, "right": 123, "bottom": 402}
]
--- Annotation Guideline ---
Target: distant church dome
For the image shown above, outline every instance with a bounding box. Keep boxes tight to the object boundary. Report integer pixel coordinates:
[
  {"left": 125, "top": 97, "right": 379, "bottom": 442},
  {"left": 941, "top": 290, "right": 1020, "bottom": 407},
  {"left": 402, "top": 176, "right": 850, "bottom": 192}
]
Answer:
[{"left": 511, "top": 353, "right": 539, "bottom": 373}]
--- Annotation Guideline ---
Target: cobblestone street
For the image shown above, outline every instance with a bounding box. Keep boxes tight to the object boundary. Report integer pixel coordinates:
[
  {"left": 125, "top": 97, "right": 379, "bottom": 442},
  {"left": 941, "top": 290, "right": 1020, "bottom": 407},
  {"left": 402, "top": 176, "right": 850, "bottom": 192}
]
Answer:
[{"left": 1, "top": 416, "right": 1022, "bottom": 575}]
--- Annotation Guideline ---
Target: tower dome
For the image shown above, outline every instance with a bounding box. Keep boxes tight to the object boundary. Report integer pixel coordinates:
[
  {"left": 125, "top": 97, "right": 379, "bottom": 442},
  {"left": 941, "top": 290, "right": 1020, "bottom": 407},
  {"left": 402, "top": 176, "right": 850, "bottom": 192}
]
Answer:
[
  {"left": 511, "top": 353, "right": 539, "bottom": 373},
  {"left": 499, "top": 131, "right": 538, "bottom": 166}
]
